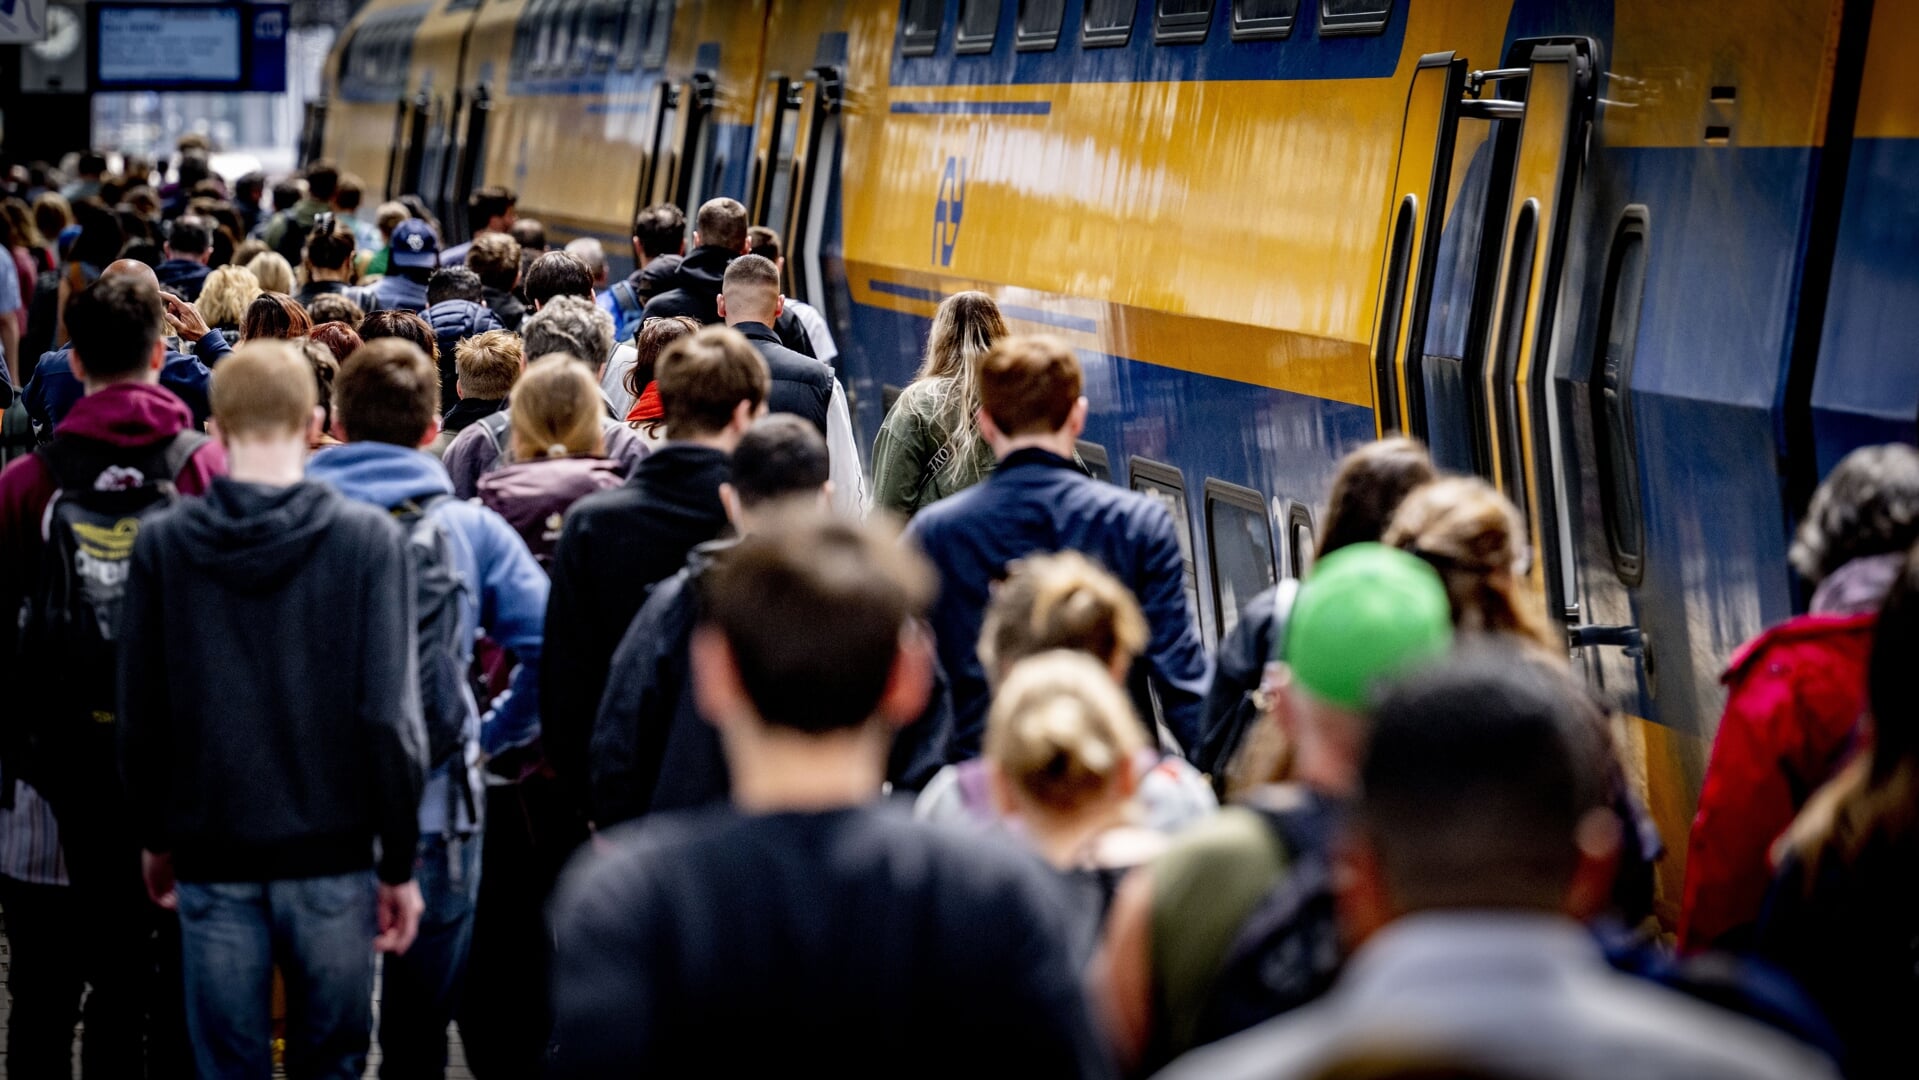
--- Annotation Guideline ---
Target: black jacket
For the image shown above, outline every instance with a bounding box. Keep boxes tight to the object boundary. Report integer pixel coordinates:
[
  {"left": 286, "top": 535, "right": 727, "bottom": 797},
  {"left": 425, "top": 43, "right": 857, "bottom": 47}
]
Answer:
[
  {"left": 542, "top": 444, "right": 732, "bottom": 815},
  {"left": 118, "top": 479, "right": 427, "bottom": 884},
  {"left": 295, "top": 279, "right": 374, "bottom": 314},
  {"left": 484, "top": 286, "right": 527, "bottom": 332},
  {"left": 642, "top": 245, "right": 817, "bottom": 356},
  {"left": 155, "top": 259, "right": 211, "bottom": 302},
  {"left": 1195, "top": 582, "right": 1294, "bottom": 784},
  {"left": 734, "top": 321, "right": 832, "bottom": 434},
  {"left": 589, "top": 540, "right": 952, "bottom": 826}
]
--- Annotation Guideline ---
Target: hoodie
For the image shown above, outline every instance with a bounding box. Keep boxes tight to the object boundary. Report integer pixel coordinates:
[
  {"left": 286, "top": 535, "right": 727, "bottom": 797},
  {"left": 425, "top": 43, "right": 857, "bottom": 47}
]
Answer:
[
  {"left": 640, "top": 246, "right": 817, "bottom": 356},
  {"left": 117, "top": 478, "right": 426, "bottom": 884},
  {"left": 305, "top": 442, "right": 550, "bottom": 835}
]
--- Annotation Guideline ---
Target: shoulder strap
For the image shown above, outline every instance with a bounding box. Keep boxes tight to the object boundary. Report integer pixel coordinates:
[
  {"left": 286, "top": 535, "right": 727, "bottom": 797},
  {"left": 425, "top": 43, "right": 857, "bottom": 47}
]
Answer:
[
  {"left": 479, "top": 410, "right": 512, "bottom": 460},
  {"left": 613, "top": 280, "right": 640, "bottom": 318},
  {"left": 161, "top": 430, "right": 211, "bottom": 481}
]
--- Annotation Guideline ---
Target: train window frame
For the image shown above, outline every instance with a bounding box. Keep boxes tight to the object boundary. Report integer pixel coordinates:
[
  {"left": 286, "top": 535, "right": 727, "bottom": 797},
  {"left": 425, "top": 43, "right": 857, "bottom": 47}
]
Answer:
[
  {"left": 1230, "top": 0, "right": 1296, "bottom": 40},
  {"left": 901, "top": 0, "right": 943, "bottom": 56},
  {"left": 1285, "top": 501, "right": 1316, "bottom": 579},
  {"left": 1082, "top": 0, "right": 1136, "bottom": 47},
  {"left": 1129, "top": 456, "right": 1203, "bottom": 630},
  {"left": 1591, "top": 205, "right": 1651, "bottom": 587},
  {"left": 1203, "top": 479, "right": 1279, "bottom": 641},
  {"left": 956, "top": 0, "right": 999, "bottom": 54},
  {"left": 586, "top": 0, "right": 624, "bottom": 74},
  {"left": 1154, "top": 0, "right": 1215, "bottom": 45},
  {"left": 1319, "top": 0, "right": 1391, "bottom": 37},
  {"left": 1077, "top": 439, "right": 1112, "bottom": 483},
  {"left": 1017, "top": 0, "right": 1066, "bottom": 51},
  {"left": 614, "top": 0, "right": 647, "bottom": 70},
  {"left": 641, "top": 0, "right": 673, "bottom": 68}
]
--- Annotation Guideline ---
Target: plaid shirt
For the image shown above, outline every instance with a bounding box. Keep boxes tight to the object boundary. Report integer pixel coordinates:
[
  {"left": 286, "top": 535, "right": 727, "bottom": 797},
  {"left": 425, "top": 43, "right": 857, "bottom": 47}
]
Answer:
[{"left": 0, "top": 780, "right": 68, "bottom": 886}]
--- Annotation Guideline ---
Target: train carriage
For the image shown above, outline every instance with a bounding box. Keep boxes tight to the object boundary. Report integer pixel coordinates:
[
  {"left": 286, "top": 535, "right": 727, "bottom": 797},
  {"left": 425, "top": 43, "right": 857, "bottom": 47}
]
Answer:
[{"left": 321, "top": 0, "right": 1919, "bottom": 920}]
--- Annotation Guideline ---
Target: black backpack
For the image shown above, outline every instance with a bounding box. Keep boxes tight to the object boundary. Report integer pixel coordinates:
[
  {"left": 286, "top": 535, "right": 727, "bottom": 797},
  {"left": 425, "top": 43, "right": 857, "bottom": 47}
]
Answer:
[
  {"left": 12, "top": 432, "right": 207, "bottom": 800},
  {"left": 392, "top": 495, "right": 476, "bottom": 777},
  {"left": 1193, "top": 796, "right": 1347, "bottom": 1047}
]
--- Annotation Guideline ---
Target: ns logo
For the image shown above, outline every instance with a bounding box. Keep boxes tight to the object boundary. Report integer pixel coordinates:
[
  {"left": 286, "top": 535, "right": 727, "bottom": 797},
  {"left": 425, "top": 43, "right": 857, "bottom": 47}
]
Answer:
[{"left": 933, "top": 156, "right": 966, "bottom": 268}]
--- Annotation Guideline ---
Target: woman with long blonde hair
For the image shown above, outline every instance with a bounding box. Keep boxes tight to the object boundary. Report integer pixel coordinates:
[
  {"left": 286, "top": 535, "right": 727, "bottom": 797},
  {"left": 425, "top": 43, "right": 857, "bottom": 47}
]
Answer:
[
  {"left": 196, "top": 264, "right": 263, "bottom": 339},
  {"left": 869, "top": 291, "right": 1007, "bottom": 516}
]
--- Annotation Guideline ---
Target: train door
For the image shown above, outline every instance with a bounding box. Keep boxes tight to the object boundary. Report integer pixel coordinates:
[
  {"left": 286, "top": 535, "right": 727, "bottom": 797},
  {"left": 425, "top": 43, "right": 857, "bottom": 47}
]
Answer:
[{"left": 749, "top": 64, "right": 843, "bottom": 302}]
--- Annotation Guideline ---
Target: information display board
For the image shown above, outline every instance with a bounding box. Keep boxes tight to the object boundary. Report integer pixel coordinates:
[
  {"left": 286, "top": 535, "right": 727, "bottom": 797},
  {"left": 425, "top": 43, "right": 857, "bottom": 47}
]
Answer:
[{"left": 88, "top": 2, "right": 288, "bottom": 92}]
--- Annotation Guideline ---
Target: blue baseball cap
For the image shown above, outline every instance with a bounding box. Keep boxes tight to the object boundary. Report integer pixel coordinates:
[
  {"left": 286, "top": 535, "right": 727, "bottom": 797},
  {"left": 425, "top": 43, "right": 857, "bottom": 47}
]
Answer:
[{"left": 389, "top": 219, "right": 440, "bottom": 269}]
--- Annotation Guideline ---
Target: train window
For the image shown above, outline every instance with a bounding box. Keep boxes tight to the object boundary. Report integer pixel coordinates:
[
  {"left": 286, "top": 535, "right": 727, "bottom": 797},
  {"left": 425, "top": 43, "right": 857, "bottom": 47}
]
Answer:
[
  {"left": 642, "top": 0, "right": 673, "bottom": 68},
  {"left": 1077, "top": 439, "right": 1112, "bottom": 483},
  {"left": 1130, "top": 457, "right": 1203, "bottom": 627},
  {"left": 901, "top": 0, "right": 942, "bottom": 56},
  {"left": 761, "top": 79, "right": 803, "bottom": 233},
  {"left": 1083, "top": 0, "right": 1135, "bottom": 47},
  {"left": 1320, "top": 0, "right": 1390, "bottom": 36},
  {"left": 1592, "top": 206, "right": 1650, "bottom": 586},
  {"left": 1018, "top": 0, "right": 1065, "bottom": 50},
  {"left": 1154, "top": 0, "right": 1213, "bottom": 45},
  {"left": 1286, "top": 501, "right": 1316, "bottom": 578},
  {"left": 586, "top": 0, "right": 623, "bottom": 74},
  {"left": 956, "top": 0, "right": 998, "bottom": 54},
  {"left": 1231, "top": 0, "right": 1295, "bottom": 39},
  {"left": 566, "top": 0, "right": 595, "bottom": 75},
  {"left": 1205, "top": 480, "right": 1277, "bottom": 639},
  {"left": 615, "top": 0, "right": 647, "bottom": 69}
]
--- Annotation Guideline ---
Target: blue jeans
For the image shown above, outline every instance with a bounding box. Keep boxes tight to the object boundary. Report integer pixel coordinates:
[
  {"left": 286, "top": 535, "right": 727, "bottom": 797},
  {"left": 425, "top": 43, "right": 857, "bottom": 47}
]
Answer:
[
  {"left": 176, "top": 872, "right": 377, "bottom": 1080},
  {"left": 380, "top": 832, "right": 483, "bottom": 1078}
]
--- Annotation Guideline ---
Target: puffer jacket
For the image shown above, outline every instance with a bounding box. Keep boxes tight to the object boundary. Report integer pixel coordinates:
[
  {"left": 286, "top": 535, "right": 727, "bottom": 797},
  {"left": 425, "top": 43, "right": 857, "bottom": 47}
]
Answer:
[
  {"left": 1679, "top": 552, "right": 1902, "bottom": 952},
  {"left": 425, "top": 299, "right": 505, "bottom": 414}
]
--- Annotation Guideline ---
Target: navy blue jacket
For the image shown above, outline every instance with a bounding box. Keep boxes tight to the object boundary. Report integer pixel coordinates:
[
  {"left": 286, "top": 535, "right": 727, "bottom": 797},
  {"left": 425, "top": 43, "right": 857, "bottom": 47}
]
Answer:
[
  {"left": 23, "top": 329, "right": 232, "bottom": 440},
  {"left": 155, "top": 259, "right": 211, "bottom": 302},
  {"left": 368, "top": 273, "right": 430, "bottom": 314},
  {"left": 905, "top": 448, "right": 1211, "bottom": 757}
]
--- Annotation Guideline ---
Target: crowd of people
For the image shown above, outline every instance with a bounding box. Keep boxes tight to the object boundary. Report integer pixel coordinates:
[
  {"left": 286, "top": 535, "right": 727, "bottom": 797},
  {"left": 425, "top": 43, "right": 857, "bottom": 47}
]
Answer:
[{"left": 0, "top": 146, "right": 1912, "bottom": 1080}]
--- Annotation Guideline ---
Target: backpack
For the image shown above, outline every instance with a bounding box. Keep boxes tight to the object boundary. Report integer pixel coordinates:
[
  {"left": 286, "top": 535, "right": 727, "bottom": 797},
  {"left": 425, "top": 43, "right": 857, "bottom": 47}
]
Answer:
[
  {"left": 1193, "top": 796, "right": 1346, "bottom": 1047},
  {"left": 266, "top": 210, "right": 308, "bottom": 266},
  {"left": 12, "top": 431, "right": 207, "bottom": 801},
  {"left": 392, "top": 495, "right": 476, "bottom": 778}
]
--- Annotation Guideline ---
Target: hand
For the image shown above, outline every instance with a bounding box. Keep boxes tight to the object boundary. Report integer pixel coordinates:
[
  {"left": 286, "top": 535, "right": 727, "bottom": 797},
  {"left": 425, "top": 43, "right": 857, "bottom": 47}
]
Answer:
[
  {"left": 374, "top": 880, "right": 425, "bottom": 955},
  {"left": 160, "top": 291, "right": 210, "bottom": 342},
  {"left": 142, "top": 851, "right": 177, "bottom": 910}
]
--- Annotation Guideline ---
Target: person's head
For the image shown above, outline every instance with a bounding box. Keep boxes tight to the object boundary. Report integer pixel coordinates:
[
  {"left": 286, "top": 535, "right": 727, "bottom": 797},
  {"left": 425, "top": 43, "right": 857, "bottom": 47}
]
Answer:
[
  {"left": 1318, "top": 438, "right": 1440, "bottom": 558},
  {"left": 467, "top": 230, "right": 522, "bottom": 292},
  {"left": 388, "top": 218, "right": 441, "bottom": 280},
  {"left": 746, "top": 225, "right": 781, "bottom": 263},
  {"left": 32, "top": 192, "right": 73, "bottom": 245},
  {"left": 375, "top": 200, "right": 410, "bottom": 241},
  {"left": 466, "top": 185, "right": 517, "bottom": 235},
  {"left": 720, "top": 414, "right": 831, "bottom": 532},
  {"left": 563, "top": 237, "right": 608, "bottom": 286},
  {"left": 523, "top": 250, "right": 593, "bottom": 310},
  {"left": 308, "top": 320, "right": 363, "bottom": 363},
  {"left": 300, "top": 338, "right": 341, "bottom": 438},
  {"left": 232, "top": 238, "right": 270, "bottom": 268},
  {"left": 1790, "top": 444, "right": 1919, "bottom": 586},
  {"left": 211, "top": 341, "right": 322, "bottom": 451},
  {"left": 334, "top": 338, "right": 439, "bottom": 446},
  {"left": 270, "top": 178, "right": 304, "bottom": 213},
  {"left": 234, "top": 171, "right": 266, "bottom": 205},
  {"left": 302, "top": 213, "right": 357, "bottom": 275},
  {"left": 196, "top": 264, "right": 263, "bottom": 329},
  {"left": 978, "top": 550, "right": 1149, "bottom": 690},
  {"left": 655, "top": 326, "right": 770, "bottom": 444},
  {"left": 692, "top": 513, "right": 937, "bottom": 774},
  {"left": 165, "top": 214, "right": 213, "bottom": 264},
  {"left": 303, "top": 161, "right": 340, "bottom": 203},
  {"left": 977, "top": 334, "right": 1086, "bottom": 454},
  {"left": 717, "top": 253, "right": 781, "bottom": 326},
  {"left": 623, "top": 315, "right": 702, "bottom": 408},
  {"left": 510, "top": 217, "right": 546, "bottom": 253},
  {"left": 632, "top": 202, "right": 686, "bottom": 262},
  {"left": 245, "top": 251, "right": 296, "bottom": 295},
  {"left": 986, "top": 650, "right": 1147, "bottom": 826},
  {"left": 1342, "top": 650, "right": 1617, "bottom": 938},
  {"left": 398, "top": 195, "right": 440, "bottom": 236},
  {"left": 456, "top": 329, "right": 523, "bottom": 403},
  {"left": 918, "top": 290, "right": 1006, "bottom": 381},
  {"left": 1258, "top": 543, "right": 1453, "bottom": 796},
  {"left": 68, "top": 198, "right": 125, "bottom": 269},
  {"left": 241, "top": 293, "right": 313, "bottom": 342},
  {"left": 427, "top": 265, "right": 485, "bottom": 306},
  {"left": 522, "top": 295, "right": 615, "bottom": 372},
  {"left": 335, "top": 172, "right": 366, "bottom": 214},
  {"left": 77, "top": 151, "right": 108, "bottom": 179},
  {"left": 176, "top": 152, "right": 212, "bottom": 191},
  {"left": 64, "top": 273, "right": 166, "bottom": 388},
  {"left": 357, "top": 308, "right": 438, "bottom": 371},
  {"left": 304, "top": 292, "right": 364, "bottom": 330},
  {"left": 1383, "top": 477, "right": 1556, "bottom": 654},
  {"left": 509, "top": 353, "right": 604, "bottom": 462},
  {"left": 692, "top": 196, "right": 749, "bottom": 254},
  {"left": 4, "top": 198, "right": 43, "bottom": 250}
]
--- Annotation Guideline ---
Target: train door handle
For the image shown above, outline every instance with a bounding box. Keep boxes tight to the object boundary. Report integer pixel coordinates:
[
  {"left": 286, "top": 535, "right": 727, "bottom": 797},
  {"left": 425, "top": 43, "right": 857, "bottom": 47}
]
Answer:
[{"left": 1569, "top": 623, "right": 1643, "bottom": 656}]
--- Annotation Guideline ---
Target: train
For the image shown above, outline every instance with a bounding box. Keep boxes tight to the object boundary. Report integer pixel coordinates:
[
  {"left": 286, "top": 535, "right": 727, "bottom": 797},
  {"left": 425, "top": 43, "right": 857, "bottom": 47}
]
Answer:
[{"left": 316, "top": 0, "right": 1919, "bottom": 921}]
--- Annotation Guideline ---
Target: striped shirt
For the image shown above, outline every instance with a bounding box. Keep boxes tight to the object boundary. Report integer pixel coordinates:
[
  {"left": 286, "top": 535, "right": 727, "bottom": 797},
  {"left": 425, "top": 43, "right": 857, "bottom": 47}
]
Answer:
[{"left": 0, "top": 780, "right": 69, "bottom": 886}]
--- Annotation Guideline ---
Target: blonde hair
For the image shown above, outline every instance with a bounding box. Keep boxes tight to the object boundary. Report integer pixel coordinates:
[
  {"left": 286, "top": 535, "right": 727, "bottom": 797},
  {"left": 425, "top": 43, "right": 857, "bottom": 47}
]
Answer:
[
  {"left": 1383, "top": 476, "right": 1557, "bottom": 653},
  {"left": 455, "top": 329, "right": 523, "bottom": 400},
  {"left": 510, "top": 354, "right": 606, "bottom": 462},
  {"left": 978, "top": 550, "right": 1149, "bottom": 688},
  {"left": 197, "top": 264, "right": 262, "bottom": 329},
  {"left": 912, "top": 291, "right": 1006, "bottom": 482},
  {"left": 986, "top": 650, "right": 1145, "bottom": 813},
  {"left": 245, "top": 250, "right": 296, "bottom": 295},
  {"left": 211, "top": 341, "right": 316, "bottom": 439}
]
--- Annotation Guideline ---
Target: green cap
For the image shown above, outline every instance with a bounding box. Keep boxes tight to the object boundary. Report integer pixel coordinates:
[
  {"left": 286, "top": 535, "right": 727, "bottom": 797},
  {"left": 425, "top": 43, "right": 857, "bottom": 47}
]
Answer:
[{"left": 1281, "top": 542, "right": 1453, "bottom": 711}]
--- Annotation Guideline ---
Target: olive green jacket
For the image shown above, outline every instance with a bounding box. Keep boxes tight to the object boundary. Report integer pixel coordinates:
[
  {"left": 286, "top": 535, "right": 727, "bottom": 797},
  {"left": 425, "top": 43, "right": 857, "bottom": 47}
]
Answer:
[{"left": 869, "top": 377, "right": 996, "bottom": 517}]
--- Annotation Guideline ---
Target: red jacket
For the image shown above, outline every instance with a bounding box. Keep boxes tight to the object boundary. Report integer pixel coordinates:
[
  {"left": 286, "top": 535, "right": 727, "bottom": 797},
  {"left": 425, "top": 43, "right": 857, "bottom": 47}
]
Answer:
[{"left": 1678, "top": 612, "right": 1874, "bottom": 952}]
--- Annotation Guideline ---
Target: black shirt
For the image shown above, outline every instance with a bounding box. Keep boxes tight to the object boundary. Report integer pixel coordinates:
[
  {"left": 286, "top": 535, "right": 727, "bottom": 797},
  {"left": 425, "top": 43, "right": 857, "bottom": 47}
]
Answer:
[{"left": 548, "top": 803, "right": 1113, "bottom": 1078}]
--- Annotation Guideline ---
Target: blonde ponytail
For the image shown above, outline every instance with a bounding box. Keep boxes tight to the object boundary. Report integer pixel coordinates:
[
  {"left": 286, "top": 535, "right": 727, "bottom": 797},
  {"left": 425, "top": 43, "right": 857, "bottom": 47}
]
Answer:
[{"left": 986, "top": 651, "right": 1145, "bottom": 813}]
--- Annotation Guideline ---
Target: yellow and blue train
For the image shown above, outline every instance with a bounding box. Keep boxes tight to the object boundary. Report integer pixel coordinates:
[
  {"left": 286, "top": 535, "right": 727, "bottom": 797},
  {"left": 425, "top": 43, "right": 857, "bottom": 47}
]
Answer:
[{"left": 319, "top": 0, "right": 1919, "bottom": 917}]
